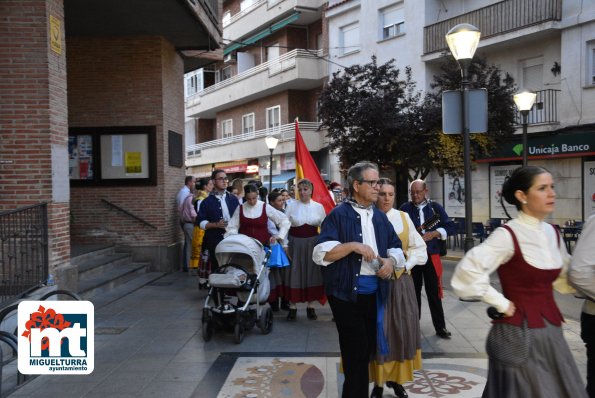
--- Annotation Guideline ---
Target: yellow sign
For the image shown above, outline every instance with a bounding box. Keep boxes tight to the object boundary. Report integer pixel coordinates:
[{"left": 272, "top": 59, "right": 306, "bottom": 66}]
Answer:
[
  {"left": 49, "top": 15, "right": 62, "bottom": 55},
  {"left": 125, "top": 152, "right": 142, "bottom": 174}
]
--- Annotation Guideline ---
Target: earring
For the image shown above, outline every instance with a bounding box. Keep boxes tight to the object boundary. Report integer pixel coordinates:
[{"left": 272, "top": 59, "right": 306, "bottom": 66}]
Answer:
[{"left": 522, "top": 201, "right": 527, "bottom": 204}]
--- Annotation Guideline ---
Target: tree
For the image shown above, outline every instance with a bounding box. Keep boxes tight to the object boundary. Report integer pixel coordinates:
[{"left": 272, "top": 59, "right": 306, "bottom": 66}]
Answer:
[
  {"left": 426, "top": 56, "right": 517, "bottom": 176},
  {"left": 318, "top": 55, "right": 518, "bottom": 185},
  {"left": 318, "top": 56, "right": 428, "bottom": 204}
]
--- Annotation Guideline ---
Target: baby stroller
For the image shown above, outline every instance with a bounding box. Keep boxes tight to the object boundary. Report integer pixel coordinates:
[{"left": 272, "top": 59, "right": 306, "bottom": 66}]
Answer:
[{"left": 201, "top": 234, "right": 273, "bottom": 344}]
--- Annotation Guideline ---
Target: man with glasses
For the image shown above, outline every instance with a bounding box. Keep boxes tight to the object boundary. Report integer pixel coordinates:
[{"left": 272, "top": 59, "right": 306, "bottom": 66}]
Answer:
[
  {"left": 400, "top": 179, "right": 455, "bottom": 339},
  {"left": 313, "top": 161, "right": 405, "bottom": 398},
  {"left": 197, "top": 169, "right": 240, "bottom": 269}
]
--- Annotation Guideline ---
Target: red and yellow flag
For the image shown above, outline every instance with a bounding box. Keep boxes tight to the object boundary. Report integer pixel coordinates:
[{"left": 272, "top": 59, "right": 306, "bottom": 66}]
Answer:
[{"left": 294, "top": 119, "right": 336, "bottom": 214}]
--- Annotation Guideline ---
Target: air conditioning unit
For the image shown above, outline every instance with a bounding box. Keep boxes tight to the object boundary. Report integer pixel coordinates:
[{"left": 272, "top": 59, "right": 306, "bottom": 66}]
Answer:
[{"left": 223, "top": 53, "right": 236, "bottom": 63}]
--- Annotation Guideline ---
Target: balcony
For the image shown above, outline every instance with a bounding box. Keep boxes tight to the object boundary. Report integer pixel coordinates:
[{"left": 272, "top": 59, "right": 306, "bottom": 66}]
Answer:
[
  {"left": 514, "top": 89, "right": 560, "bottom": 126},
  {"left": 424, "top": 0, "right": 562, "bottom": 55},
  {"left": 186, "top": 122, "right": 323, "bottom": 166},
  {"left": 223, "top": 0, "right": 325, "bottom": 43},
  {"left": 186, "top": 49, "right": 327, "bottom": 118}
]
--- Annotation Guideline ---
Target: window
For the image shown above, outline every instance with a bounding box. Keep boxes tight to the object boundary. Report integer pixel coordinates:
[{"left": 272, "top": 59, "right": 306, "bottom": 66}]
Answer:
[
  {"left": 222, "top": 11, "right": 231, "bottom": 25},
  {"left": 588, "top": 41, "right": 595, "bottom": 85},
  {"left": 242, "top": 113, "right": 255, "bottom": 135},
  {"left": 222, "top": 119, "right": 233, "bottom": 139},
  {"left": 266, "top": 106, "right": 280, "bottom": 132},
  {"left": 240, "top": 0, "right": 255, "bottom": 11},
  {"left": 380, "top": 4, "right": 405, "bottom": 40},
  {"left": 220, "top": 66, "right": 232, "bottom": 82},
  {"left": 267, "top": 43, "right": 280, "bottom": 61},
  {"left": 340, "top": 23, "right": 360, "bottom": 55},
  {"left": 185, "top": 70, "right": 203, "bottom": 97}
]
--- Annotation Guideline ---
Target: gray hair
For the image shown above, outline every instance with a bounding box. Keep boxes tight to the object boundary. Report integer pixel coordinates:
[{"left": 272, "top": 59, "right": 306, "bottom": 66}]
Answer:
[
  {"left": 347, "top": 161, "right": 378, "bottom": 195},
  {"left": 409, "top": 179, "right": 426, "bottom": 190}
]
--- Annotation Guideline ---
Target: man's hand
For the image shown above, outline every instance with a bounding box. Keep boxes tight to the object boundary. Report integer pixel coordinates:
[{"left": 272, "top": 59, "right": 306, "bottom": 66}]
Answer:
[
  {"left": 352, "top": 243, "right": 376, "bottom": 262},
  {"left": 376, "top": 257, "right": 394, "bottom": 279},
  {"left": 212, "top": 219, "right": 226, "bottom": 229},
  {"left": 422, "top": 230, "right": 441, "bottom": 242}
]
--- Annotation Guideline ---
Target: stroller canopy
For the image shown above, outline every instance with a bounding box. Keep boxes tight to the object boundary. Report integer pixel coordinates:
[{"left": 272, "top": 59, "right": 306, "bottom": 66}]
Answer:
[{"left": 215, "top": 234, "right": 266, "bottom": 273}]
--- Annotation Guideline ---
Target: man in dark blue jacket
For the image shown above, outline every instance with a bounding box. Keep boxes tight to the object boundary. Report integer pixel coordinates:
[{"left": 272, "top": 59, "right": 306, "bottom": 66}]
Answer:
[
  {"left": 400, "top": 179, "right": 455, "bottom": 339},
  {"left": 313, "top": 161, "right": 405, "bottom": 398},
  {"left": 196, "top": 169, "right": 240, "bottom": 269}
]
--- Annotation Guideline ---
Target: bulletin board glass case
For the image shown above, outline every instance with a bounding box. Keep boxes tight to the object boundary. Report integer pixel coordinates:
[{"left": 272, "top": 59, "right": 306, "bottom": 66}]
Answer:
[{"left": 69, "top": 126, "right": 157, "bottom": 186}]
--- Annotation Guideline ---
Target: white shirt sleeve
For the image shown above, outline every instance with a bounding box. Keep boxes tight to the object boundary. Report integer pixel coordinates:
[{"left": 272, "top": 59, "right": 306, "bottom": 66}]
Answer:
[
  {"left": 312, "top": 241, "right": 341, "bottom": 266},
  {"left": 450, "top": 226, "right": 515, "bottom": 313},
  {"left": 568, "top": 214, "right": 595, "bottom": 300},
  {"left": 403, "top": 213, "right": 428, "bottom": 271},
  {"left": 224, "top": 205, "right": 241, "bottom": 238},
  {"left": 266, "top": 205, "right": 291, "bottom": 240}
]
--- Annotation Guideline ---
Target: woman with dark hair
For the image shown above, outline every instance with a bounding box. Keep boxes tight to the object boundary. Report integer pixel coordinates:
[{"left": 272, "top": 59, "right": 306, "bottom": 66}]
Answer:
[
  {"left": 370, "top": 178, "right": 427, "bottom": 398},
  {"left": 451, "top": 166, "right": 587, "bottom": 397},
  {"left": 284, "top": 178, "right": 327, "bottom": 320},
  {"left": 225, "top": 184, "right": 290, "bottom": 247},
  {"left": 451, "top": 177, "right": 463, "bottom": 203}
]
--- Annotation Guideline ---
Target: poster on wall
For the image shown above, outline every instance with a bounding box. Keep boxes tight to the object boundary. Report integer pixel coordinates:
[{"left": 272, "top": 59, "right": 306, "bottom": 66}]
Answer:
[
  {"left": 68, "top": 135, "right": 94, "bottom": 180},
  {"left": 490, "top": 165, "right": 519, "bottom": 219},
  {"left": 584, "top": 161, "right": 595, "bottom": 219},
  {"left": 443, "top": 175, "right": 465, "bottom": 217}
]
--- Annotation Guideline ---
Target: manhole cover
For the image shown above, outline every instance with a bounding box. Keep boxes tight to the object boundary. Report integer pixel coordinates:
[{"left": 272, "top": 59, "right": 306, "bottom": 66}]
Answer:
[{"left": 95, "top": 327, "right": 128, "bottom": 335}]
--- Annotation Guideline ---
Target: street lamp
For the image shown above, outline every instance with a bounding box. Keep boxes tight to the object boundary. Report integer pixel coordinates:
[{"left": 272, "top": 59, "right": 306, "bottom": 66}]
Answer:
[
  {"left": 513, "top": 90, "right": 537, "bottom": 166},
  {"left": 265, "top": 135, "right": 279, "bottom": 192},
  {"left": 446, "top": 23, "right": 481, "bottom": 252}
]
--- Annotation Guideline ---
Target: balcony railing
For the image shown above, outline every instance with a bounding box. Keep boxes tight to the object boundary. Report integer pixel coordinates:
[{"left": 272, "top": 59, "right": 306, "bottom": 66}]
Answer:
[
  {"left": 187, "top": 121, "right": 320, "bottom": 156},
  {"left": 514, "top": 89, "right": 560, "bottom": 125},
  {"left": 185, "top": 49, "right": 324, "bottom": 106},
  {"left": 424, "top": 0, "right": 562, "bottom": 54}
]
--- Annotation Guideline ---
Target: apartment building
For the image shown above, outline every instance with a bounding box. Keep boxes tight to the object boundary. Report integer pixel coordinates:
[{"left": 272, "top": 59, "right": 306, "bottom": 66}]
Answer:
[
  {"left": 184, "top": 0, "right": 339, "bottom": 188},
  {"left": 325, "top": 0, "right": 595, "bottom": 224}
]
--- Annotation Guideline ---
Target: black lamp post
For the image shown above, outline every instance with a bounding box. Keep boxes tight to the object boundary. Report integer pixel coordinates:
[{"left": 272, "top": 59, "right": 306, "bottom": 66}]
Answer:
[
  {"left": 513, "top": 90, "right": 537, "bottom": 166},
  {"left": 446, "top": 23, "right": 481, "bottom": 252},
  {"left": 265, "top": 136, "right": 279, "bottom": 192}
]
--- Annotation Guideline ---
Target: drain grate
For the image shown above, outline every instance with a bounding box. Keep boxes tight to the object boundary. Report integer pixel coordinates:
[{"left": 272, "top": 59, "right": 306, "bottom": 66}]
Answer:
[
  {"left": 148, "top": 280, "right": 173, "bottom": 286},
  {"left": 95, "top": 327, "right": 128, "bottom": 335}
]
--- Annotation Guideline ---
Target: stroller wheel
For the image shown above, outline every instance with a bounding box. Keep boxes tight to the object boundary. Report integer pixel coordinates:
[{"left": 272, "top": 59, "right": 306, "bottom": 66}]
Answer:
[
  {"left": 258, "top": 306, "right": 273, "bottom": 335},
  {"left": 202, "top": 319, "right": 213, "bottom": 342},
  {"left": 233, "top": 322, "right": 245, "bottom": 344}
]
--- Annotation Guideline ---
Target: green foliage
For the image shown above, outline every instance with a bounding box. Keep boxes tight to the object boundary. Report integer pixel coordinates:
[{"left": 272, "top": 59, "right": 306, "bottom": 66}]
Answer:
[{"left": 318, "top": 55, "right": 517, "bottom": 180}]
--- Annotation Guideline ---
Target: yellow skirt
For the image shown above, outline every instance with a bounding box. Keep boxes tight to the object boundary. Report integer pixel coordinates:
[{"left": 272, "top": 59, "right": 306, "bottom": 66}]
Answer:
[
  {"left": 189, "top": 226, "right": 204, "bottom": 269},
  {"left": 369, "top": 349, "right": 422, "bottom": 385}
]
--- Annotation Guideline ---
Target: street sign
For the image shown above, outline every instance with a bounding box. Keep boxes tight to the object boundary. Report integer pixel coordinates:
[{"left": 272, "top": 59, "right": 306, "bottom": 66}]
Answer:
[{"left": 442, "top": 88, "right": 488, "bottom": 134}]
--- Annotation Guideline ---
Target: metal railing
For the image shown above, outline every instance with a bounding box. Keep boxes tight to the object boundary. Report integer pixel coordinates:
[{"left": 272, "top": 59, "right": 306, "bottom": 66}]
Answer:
[
  {"left": 515, "top": 89, "right": 560, "bottom": 125},
  {"left": 424, "top": 0, "right": 562, "bottom": 54},
  {"left": 186, "top": 121, "right": 320, "bottom": 155},
  {"left": 0, "top": 203, "right": 48, "bottom": 305},
  {"left": 185, "top": 49, "right": 324, "bottom": 106},
  {"left": 101, "top": 199, "right": 158, "bottom": 229}
]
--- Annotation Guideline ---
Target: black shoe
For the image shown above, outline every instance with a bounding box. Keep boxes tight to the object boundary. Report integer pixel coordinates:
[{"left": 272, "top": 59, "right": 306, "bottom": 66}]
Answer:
[
  {"left": 370, "top": 385, "right": 383, "bottom": 398},
  {"left": 436, "top": 328, "right": 452, "bottom": 339},
  {"left": 287, "top": 308, "right": 297, "bottom": 320},
  {"left": 386, "top": 381, "right": 408, "bottom": 398},
  {"left": 280, "top": 299, "right": 290, "bottom": 311},
  {"left": 306, "top": 307, "right": 317, "bottom": 320},
  {"left": 270, "top": 301, "right": 280, "bottom": 312}
]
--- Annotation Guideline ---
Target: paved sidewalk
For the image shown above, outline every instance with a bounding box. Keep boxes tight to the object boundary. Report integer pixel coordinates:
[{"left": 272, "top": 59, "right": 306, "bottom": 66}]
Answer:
[{"left": 7, "top": 256, "right": 587, "bottom": 397}]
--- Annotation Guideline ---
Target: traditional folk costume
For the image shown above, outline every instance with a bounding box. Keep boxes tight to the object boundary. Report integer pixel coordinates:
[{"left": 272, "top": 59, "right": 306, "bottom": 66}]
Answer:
[
  {"left": 370, "top": 209, "right": 427, "bottom": 385},
  {"left": 284, "top": 199, "right": 327, "bottom": 304},
  {"left": 452, "top": 212, "right": 587, "bottom": 398}
]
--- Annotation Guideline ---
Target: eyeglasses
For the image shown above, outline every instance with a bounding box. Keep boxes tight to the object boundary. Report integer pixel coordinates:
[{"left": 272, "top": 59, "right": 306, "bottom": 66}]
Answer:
[
  {"left": 359, "top": 179, "right": 381, "bottom": 188},
  {"left": 215, "top": 177, "right": 229, "bottom": 182}
]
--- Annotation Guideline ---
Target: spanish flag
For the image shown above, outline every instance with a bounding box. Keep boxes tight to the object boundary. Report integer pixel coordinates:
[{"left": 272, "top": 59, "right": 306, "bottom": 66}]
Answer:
[{"left": 295, "top": 119, "right": 336, "bottom": 214}]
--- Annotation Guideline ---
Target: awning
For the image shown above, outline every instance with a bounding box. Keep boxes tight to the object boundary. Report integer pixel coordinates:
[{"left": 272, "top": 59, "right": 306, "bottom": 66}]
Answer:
[
  {"left": 224, "top": 12, "right": 301, "bottom": 55},
  {"left": 216, "top": 160, "right": 248, "bottom": 173}
]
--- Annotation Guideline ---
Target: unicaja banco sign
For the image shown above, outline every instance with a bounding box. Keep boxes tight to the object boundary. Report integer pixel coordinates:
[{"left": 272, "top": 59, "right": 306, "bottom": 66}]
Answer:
[{"left": 18, "top": 301, "right": 94, "bottom": 374}]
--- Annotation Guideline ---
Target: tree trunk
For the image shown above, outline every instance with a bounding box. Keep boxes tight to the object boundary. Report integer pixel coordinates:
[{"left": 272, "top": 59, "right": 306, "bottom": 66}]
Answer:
[{"left": 394, "top": 166, "right": 410, "bottom": 209}]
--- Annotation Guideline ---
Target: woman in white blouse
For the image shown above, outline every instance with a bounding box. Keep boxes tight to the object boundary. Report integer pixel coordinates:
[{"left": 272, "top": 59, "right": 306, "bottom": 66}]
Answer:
[
  {"left": 370, "top": 179, "right": 427, "bottom": 398},
  {"left": 225, "top": 184, "right": 290, "bottom": 247},
  {"left": 284, "top": 179, "right": 327, "bottom": 320},
  {"left": 451, "top": 166, "right": 587, "bottom": 398}
]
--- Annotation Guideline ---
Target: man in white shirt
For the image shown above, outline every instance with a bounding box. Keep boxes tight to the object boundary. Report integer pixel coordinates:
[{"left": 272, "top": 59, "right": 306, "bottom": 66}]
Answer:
[
  {"left": 569, "top": 213, "right": 595, "bottom": 398},
  {"left": 176, "top": 175, "right": 195, "bottom": 271}
]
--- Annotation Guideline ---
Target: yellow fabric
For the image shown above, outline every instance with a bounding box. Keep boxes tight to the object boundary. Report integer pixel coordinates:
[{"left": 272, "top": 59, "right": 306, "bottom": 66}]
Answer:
[
  {"left": 393, "top": 211, "right": 410, "bottom": 280},
  {"left": 189, "top": 191, "right": 208, "bottom": 269},
  {"left": 369, "top": 350, "right": 422, "bottom": 385}
]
